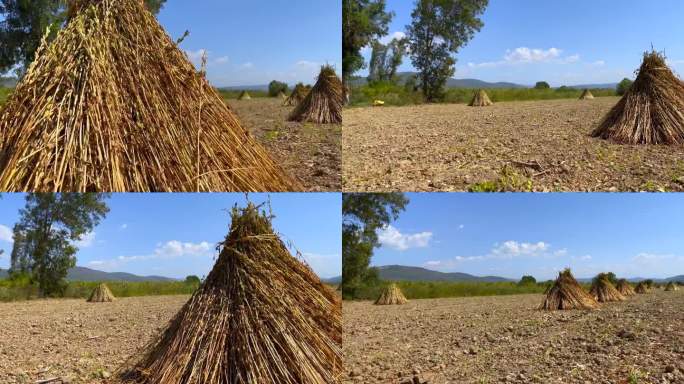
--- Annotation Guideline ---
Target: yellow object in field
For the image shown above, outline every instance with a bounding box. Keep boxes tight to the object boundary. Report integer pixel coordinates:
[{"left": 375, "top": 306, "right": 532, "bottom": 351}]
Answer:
[{"left": 373, "top": 100, "right": 385, "bottom": 106}]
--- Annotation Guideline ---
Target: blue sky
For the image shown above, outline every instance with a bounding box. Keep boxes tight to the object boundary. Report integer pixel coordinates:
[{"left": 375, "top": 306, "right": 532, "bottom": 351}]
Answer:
[
  {"left": 159, "top": 1, "right": 341, "bottom": 86},
  {"left": 360, "top": 0, "right": 684, "bottom": 86},
  {"left": 0, "top": 194, "right": 341, "bottom": 279},
  {"left": 372, "top": 193, "right": 684, "bottom": 280}
]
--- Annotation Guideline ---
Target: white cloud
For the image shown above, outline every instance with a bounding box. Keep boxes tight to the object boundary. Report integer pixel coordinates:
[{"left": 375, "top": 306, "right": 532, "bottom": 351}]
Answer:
[
  {"left": 240, "top": 62, "right": 254, "bottom": 70},
  {"left": 379, "top": 31, "right": 406, "bottom": 45},
  {"left": 120, "top": 224, "right": 128, "bottom": 230},
  {"left": 301, "top": 252, "right": 341, "bottom": 278},
  {"left": 591, "top": 60, "right": 606, "bottom": 66},
  {"left": 571, "top": 254, "right": 592, "bottom": 261},
  {"left": 492, "top": 241, "right": 549, "bottom": 258},
  {"left": 468, "top": 47, "right": 581, "bottom": 68},
  {"left": 378, "top": 225, "right": 433, "bottom": 251},
  {"left": 0, "top": 225, "right": 13, "bottom": 243},
  {"left": 185, "top": 49, "right": 230, "bottom": 68},
  {"left": 458, "top": 224, "right": 465, "bottom": 230},
  {"left": 554, "top": 248, "right": 568, "bottom": 257},
  {"left": 74, "top": 232, "right": 96, "bottom": 248},
  {"left": 214, "top": 56, "right": 229, "bottom": 64},
  {"left": 88, "top": 240, "right": 214, "bottom": 271}
]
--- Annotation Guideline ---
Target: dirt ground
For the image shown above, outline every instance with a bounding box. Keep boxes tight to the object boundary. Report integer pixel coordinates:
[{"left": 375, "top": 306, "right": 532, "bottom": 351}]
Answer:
[
  {"left": 0, "top": 295, "right": 188, "bottom": 384},
  {"left": 344, "top": 291, "right": 684, "bottom": 384},
  {"left": 229, "top": 98, "right": 341, "bottom": 191},
  {"left": 343, "top": 97, "right": 684, "bottom": 192}
]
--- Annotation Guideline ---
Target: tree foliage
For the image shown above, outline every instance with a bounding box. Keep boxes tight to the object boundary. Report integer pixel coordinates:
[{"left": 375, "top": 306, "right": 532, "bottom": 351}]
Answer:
[
  {"left": 342, "top": 0, "right": 393, "bottom": 85},
  {"left": 406, "top": 0, "right": 488, "bottom": 102},
  {"left": 518, "top": 275, "right": 537, "bottom": 285},
  {"left": 185, "top": 275, "right": 201, "bottom": 285},
  {"left": 534, "top": 81, "right": 550, "bottom": 90},
  {"left": 342, "top": 193, "right": 408, "bottom": 298},
  {"left": 368, "top": 37, "right": 407, "bottom": 83},
  {"left": 616, "top": 78, "right": 633, "bottom": 96},
  {"left": 9, "top": 193, "right": 109, "bottom": 296},
  {"left": 0, "top": 0, "right": 167, "bottom": 74},
  {"left": 268, "top": 80, "right": 289, "bottom": 97}
]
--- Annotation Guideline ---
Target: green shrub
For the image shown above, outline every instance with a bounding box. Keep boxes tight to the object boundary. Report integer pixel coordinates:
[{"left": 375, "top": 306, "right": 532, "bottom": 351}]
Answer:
[
  {"left": 267, "top": 80, "right": 289, "bottom": 97},
  {"left": 348, "top": 280, "right": 547, "bottom": 301},
  {"left": 617, "top": 78, "right": 633, "bottom": 96},
  {"left": 534, "top": 81, "right": 551, "bottom": 90}
]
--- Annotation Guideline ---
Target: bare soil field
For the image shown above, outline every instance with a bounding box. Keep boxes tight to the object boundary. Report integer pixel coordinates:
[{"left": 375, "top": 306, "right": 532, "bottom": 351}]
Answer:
[
  {"left": 229, "top": 98, "right": 341, "bottom": 191},
  {"left": 0, "top": 295, "right": 188, "bottom": 384},
  {"left": 343, "top": 97, "right": 684, "bottom": 192},
  {"left": 344, "top": 291, "right": 684, "bottom": 384}
]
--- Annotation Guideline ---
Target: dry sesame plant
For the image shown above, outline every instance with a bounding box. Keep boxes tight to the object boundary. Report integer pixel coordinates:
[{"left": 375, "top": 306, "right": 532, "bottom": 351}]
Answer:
[
  {"left": 579, "top": 89, "right": 595, "bottom": 100},
  {"left": 115, "top": 203, "right": 342, "bottom": 384},
  {"left": 469, "top": 89, "right": 493, "bottom": 107},
  {"left": 374, "top": 283, "right": 408, "bottom": 305},
  {"left": 284, "top": 83, "right": 311, "bottom": 107},
  {"left": 288, "top": 66, "right": 343, "bottom": 124},
  {"left": 87, "top": 283, "right": 115, "bottom": 302},
  {"left": 616, "top": 279, "right": 636, "bottom": 296},
  {"left": 592, "top": 51, "right": 684, "bottom": 144},
  {"left": 589, "top": 274, "right": 626, "bottom": 303},
  {"left": 540, "top": 269, "right": 599, "bottom": 310},
  {"left": 0, "top": 0, "right": 300, "bottom": 192}
]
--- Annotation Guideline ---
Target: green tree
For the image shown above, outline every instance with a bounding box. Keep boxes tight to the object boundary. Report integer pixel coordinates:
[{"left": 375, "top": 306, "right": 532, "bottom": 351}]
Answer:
[
  {"left": 185, "top": 275, "right": 201, "bottom": 285},
  {"left": 534, "top": 81, "right": 550, "bottom": 90},
  {"left": 342, "top": 193, "right": 408, "bottom": 298},
  {"left": 616, "top": 78, "right": 633, "bottom": 96},
  {"left": 368, "top": 37, "right": 407, "bottom": 83},
  {"left": 518, "top": 275, "right": 536, "bottom": 285},
  {"left": 268, "top": 80, "right": 289, "bottom": 97},
  {"left": 0, "top": 0, "right": 167, "bottom": 74},
  {"left": 406, "top": 0, "right": 488, "bottom": 102},
  {"left": 10, "top": 193, "right": 109, "bottom": 296},
  {"left": 342, "top": 0, "right": 394, "bottom": 86}
]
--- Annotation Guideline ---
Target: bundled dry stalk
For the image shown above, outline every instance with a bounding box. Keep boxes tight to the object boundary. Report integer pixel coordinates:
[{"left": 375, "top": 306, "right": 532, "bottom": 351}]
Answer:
[
  {"left": 277, "top": 91, "right": 287, "bottom": 100},
  {"left": 288, "top": 66, "right": 343, "bottom": 124},
  {"left": 589, "top": 274, "right": 625, "bottom": 303},
  {"left": 469, "top": 89, "right": 493, "bottom": 107},
  {"left": 87, "top": 283, "right": 115, "bottom": 302},
  {"left": 284, "top": 83, "right": 310, "bottom": 106},
  {"left": 374, "top": 283, "right": 408, "bottom": 305},
  {"left": 237, "top": 91, "right": 252, "bottom": 100},
  {"left": 540, "top": 269, "right": 599, "bottom": 310},
  {"left": 115, "top": 203, "right": 342, "bottom": 384},
  {"left": 592, "top": 51, "right": 684, "bottom": 144},
  {"left": 579, "top": 89, "right": 595, "bottom": 100},
  {"left": 665, "top": 282, "right": 679, "bottom": 291},
  {"left": 635, "top": 282, "right": 648, "bottom": 294},
  {"left": 0, "top": 0, "right": 300, "bottom": 192},
  {"left": 616, "top": 279, "right": 636, "bottom": 296}
]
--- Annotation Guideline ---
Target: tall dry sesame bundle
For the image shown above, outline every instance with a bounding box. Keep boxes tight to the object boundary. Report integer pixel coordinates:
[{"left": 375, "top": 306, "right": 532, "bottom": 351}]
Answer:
[
  {"left": 116, "top": 203, "right": 342, "bottom": 384},
  {"left": 284, "top": 83, "right": 310, "bottom": 106},
  {"left": 87, "top": 283, "right": 115, "bottom": 302},
  {"left": 579, "top": 89, "right": 595, "bottom": 100},
  {"left": 237, "top": 91, "right": 252, "bottom": 100},
  {"left": 665, "top": 282, "right": 679, "bottom": 291},
  {"left": 374, "top": 283, "right": 408, "bottom": 305},
  {"left": 592, "top": 51, "right": 684, "bottom": 144},
  {"left": 540, "top": 269, "right": 599, "bottom": 310},
  {"left": 589, "top": 274, "right": 626, "bottom": 303},
  {"left": 288, "top": 66, "right": 343, "bottom": 124},
  {"left": 469, "top": 89, "right": 493, "bottom": 106},
  {"left": 616, "top": 279, "right": 636, "bottom": 296},
  {"left": 0, "top": 0, "right": 300, "bottom": 192},
  {"left": 635, "top": 282, "right": 648, "bottom": 294}
]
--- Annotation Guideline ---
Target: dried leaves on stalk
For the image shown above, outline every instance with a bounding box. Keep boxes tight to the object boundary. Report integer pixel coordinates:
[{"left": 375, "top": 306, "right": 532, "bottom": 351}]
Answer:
[
  {"left": 115, "top": 203, "right": 342, "bottom": 384},
  {"left": 579, "top": 89, "right": 594, "bottom": 100},
  {"left": 540, "top": 269, "right": 599, "bottom": 310},
  {"left": 665, "top": 282, "right": 678, "bottom": 291},
  {"left": 375, "top": 283, "right": 408, "bottom": 305},
  {"left": 592, "top": 51, "right": 684, "bottom": 144},
  {"left": 288, "top": 66, "right": 343, "bottom": 124},
  {"left": 0, "top": 0, "right": 300, "bottom": 192},
  {"left": 616, "top": 279, "right": 636, "bottom": 296},
  {"left": 284, "top": 83, "right": 310, "bottom": 106}
]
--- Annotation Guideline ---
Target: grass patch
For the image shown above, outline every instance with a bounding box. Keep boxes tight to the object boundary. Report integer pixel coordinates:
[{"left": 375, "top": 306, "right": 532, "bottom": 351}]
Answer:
[
  {"left": 0, "top": 279, "right": 198, "bottom": 302},
  {"left": 349, "top": 82, "right": 616, "bottom": 107},
  {"left": 348, "top": 280, "right": 549, "bottom": 301},
  {"left": 218, "top": 89, "right": 269, "bottom": 100},
  {"left": 0, "top": 87, "right": 12, "bottom": 105},
  {"left": 468, "top": 165, "right": 533, "bottom": 192}
]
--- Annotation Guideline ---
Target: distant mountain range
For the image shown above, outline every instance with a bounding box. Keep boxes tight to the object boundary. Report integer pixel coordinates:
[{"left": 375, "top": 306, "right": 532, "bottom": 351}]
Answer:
[
  {"left": 0, "top": 266, "right": 176, "bottom": 282},
  {"left": 350, "top": 73, "right": 618, "bottom": 90},
  {"left": 375, "top": 265, "right": 683, "bottom": 283},
  {"left": 0, "top": 76, "right": 17, "bottom": 88},
  {"left": 376, "top": 265, "right": 512, "bottom": 282},
  {"left": 323, "top": 276, "right": 341, "bottom": 284}
]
